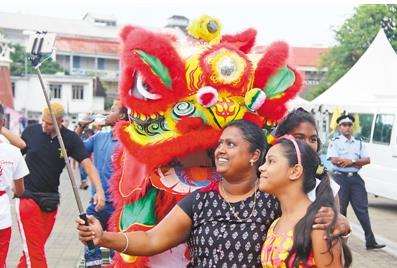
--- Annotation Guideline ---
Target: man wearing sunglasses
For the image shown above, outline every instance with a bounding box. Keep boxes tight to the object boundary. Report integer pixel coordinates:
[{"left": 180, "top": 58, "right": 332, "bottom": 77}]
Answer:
[{"left": 326, "top": 114, "right": 385, "bottom": 250}]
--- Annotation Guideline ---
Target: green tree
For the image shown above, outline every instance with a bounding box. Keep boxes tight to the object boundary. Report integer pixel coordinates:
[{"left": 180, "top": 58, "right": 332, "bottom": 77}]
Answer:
[
  {"left": 306, "top": 4, "right": 397, "bottom": 100},
  {"left": 10, "top": 43, "right": 64, "bottom": 76}
]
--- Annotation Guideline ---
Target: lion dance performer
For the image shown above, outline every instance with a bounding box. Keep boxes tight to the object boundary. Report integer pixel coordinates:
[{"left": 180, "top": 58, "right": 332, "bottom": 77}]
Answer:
[{"left": 109, "top": 15, "right": 303, "bottom": 267}]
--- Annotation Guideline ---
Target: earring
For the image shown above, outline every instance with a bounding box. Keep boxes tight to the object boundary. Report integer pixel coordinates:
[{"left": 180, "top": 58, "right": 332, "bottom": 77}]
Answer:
[{"left": 249, "top": 159, "right": 254, "bottom": 166}]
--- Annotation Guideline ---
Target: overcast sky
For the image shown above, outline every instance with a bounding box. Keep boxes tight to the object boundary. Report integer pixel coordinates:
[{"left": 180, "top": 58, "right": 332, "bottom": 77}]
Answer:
[{"left": 1, "top": 0, "right": 372, "bottom": 47}]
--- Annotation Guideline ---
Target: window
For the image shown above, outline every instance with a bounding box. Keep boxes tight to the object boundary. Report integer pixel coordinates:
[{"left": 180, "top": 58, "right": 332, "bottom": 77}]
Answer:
[
  {"left": 355, "top": 113, "right": 374, "bottom": 142},
  {"left": 73, "top": 56, "right": 80, "bottom": 68},
  {"left": 49, "top": 84, "right": 62, "bottom": 99},
  {"left": 372, "top": 114, "right": 394, "bottom": 145},
  {"left": 97, "top": 58, "right": 105, "bottom": 70},
  {"left": 72, "top": 85, "right": 84, "bottom": 100}
]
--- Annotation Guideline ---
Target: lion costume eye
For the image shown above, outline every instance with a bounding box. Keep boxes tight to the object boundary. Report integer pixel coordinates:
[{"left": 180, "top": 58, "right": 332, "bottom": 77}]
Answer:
[{"left": 130, "top": 72, "right": 161, "bottom": 100}]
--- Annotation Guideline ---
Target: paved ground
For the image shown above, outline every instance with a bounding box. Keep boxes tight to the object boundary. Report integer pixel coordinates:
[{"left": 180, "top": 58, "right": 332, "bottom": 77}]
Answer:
[
  {"left": 346, "top": 195, "right": 397, "bottom": 267},
  {"left": 6, "top": 169, "right": 397, "bottom": 267}
]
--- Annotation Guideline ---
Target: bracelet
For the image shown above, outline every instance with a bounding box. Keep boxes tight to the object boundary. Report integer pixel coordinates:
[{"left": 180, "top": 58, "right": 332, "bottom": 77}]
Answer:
[
  {"left": 120, "top": 232, "right": 129, "bottom": 253},
  {"left": 341, "top": 226, "right": 352, "bottom": 239}
]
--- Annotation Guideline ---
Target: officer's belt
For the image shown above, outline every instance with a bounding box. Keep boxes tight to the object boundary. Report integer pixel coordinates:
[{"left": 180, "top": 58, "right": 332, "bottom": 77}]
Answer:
[{"left": 333, "top": 171, "right": 358, "bottom": 177}]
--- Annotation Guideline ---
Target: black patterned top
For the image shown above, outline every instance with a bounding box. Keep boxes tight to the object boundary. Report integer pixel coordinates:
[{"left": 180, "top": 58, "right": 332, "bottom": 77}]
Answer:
[{"left": 178, "top": 181, "right": 280, "bottom": 268}]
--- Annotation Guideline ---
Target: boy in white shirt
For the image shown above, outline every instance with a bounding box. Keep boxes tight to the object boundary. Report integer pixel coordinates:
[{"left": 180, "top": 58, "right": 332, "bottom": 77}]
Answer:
[{"left": 0, "top": 104, "right": 29, "bottom": 267}]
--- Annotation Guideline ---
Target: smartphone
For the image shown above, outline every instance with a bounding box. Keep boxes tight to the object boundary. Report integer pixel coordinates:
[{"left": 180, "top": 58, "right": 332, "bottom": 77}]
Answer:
[{"left": 25, "top": 31, "right": 56, "bottom": 54}]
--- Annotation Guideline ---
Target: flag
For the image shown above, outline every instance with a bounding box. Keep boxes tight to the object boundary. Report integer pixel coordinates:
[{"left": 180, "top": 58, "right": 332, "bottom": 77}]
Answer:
[
  {"left": 329, "top": 106, "right": 341, "bottom": 131},
  {"left": 353, "top": 113, "right": 361, "bottom": 134}
]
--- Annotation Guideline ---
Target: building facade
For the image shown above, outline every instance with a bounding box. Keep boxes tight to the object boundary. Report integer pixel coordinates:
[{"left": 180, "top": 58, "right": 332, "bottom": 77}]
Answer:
[
  {"left": 0, "top": 12, "right": 115, "bottom": 123},
  {"left": 12, "top": 74, "right": 105, "bottom": 125}
]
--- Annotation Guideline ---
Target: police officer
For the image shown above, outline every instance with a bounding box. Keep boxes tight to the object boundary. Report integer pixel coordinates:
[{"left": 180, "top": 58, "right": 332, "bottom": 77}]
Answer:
[{"left": 326, "top": 114, "right": 385, "bottom": 250}]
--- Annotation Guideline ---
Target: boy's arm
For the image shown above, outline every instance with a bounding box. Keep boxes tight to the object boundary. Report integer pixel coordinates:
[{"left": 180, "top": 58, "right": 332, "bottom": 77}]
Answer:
[{"left": 0, "top": 127, "right": 26, "bottom": 149}]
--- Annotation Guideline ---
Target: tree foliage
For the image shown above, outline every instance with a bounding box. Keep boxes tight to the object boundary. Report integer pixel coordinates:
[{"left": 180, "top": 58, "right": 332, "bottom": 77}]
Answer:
[
  {"left": 10, "top": 43, "right": 64, "bottom": 76},
  {"left": 306, "top": 4, "right": 397, "bottom": 100}
]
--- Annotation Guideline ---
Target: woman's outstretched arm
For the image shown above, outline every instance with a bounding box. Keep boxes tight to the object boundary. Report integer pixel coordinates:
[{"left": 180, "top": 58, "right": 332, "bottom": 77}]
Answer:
[{"left": 77, "top": 204, "right": 192, "bottom": 256}]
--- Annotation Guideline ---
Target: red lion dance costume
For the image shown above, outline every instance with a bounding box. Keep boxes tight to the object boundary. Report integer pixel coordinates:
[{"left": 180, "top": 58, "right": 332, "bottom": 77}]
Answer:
[{"left": 110, "top": 15, "right": 303, "bottom": 267}]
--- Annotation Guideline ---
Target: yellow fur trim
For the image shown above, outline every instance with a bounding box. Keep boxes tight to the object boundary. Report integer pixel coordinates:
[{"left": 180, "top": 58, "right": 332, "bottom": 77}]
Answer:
[
  {"left": 120, "top": 253, "right": 137, "bottom": 263},
  {"left": 188, "top": 15, "right": 222, "bottom": 44}
]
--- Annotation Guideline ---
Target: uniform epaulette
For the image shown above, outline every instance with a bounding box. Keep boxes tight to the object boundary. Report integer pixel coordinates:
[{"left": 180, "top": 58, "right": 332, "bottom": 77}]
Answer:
[{"left": 331, "top": 136, "right": 340, "bottom": 141}]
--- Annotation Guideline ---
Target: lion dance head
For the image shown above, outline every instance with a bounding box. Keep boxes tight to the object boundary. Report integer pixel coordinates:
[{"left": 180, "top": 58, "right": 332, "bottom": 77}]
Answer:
[{"left": 109, "top": 15, "right": 303, "bottom": 267}]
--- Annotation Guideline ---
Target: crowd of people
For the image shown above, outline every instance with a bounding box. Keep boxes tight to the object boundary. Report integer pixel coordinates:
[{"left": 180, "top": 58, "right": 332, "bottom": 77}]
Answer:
[{"left": 0, "top": 100, "right": 387, "bottom": 267}]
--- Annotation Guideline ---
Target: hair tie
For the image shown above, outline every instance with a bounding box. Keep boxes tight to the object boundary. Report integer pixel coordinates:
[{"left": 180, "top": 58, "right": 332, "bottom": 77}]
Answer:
[{"left": 316, "top": 164, "right": 325, "bottom": 176}]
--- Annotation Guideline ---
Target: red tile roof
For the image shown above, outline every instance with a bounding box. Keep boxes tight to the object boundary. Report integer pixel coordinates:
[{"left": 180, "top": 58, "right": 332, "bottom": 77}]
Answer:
[
  {"left": 289, "top": 47, "right": 329, "bottom": 67},
  {"left": 55, "top": 36, "right": 120, "bottom": 56},
  {"left": 253, "top": 45, "right": 329, "bottom": 67}
]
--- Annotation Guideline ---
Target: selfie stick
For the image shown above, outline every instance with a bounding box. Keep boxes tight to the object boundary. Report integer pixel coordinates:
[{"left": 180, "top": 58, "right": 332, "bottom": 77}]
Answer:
[{"left": 29, "top": 31, "right": 95, "bottom": 250}]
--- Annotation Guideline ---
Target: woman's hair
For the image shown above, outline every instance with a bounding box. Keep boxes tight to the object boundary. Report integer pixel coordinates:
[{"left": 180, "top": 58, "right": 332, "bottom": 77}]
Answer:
[
  {"left": 275, "top": 108, "right": 322, "bottom": 152},
  {"left": 276, "top": 108, "right": 328, "bottom": 179},
  {"left": 276, "top": 138, "right": 352, "bottom": 267},
  {"left": 226, "top": 120, "right": 267, "bottom": 163}
]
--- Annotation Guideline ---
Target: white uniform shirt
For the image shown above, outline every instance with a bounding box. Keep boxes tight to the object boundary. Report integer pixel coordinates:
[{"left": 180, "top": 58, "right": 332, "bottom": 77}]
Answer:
[
  {"left": 307, "top": 178, "right": 340, "bottom": 202},
  {"left": 326, "top": 135, "right": 368, "bottom": 173},
  {"left": 0, "top": 143, "right": 29, "bottom": 229}
]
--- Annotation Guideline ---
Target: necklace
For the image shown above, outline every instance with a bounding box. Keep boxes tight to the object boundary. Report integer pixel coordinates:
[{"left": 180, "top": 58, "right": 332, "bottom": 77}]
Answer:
[{"left": 220, "top": 180, "right": 258, "bottom": 221}]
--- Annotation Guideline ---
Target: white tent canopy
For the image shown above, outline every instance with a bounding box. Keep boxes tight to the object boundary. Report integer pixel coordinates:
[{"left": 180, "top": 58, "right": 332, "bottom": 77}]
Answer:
[
  {"left": 287, "top": 96, "right": 311, "bottom": 111},
  {"left": 312, "top": 29, "right": 397, "bottom": 107}
]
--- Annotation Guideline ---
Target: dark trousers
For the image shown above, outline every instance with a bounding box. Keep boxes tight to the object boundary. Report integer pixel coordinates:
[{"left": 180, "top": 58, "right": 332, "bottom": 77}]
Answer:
[
  {"left": 333, "top": 172, "right": 376, "bottom": 245},
  {"left": 84, "top": 200, "right": 115, "bottom": 266}
]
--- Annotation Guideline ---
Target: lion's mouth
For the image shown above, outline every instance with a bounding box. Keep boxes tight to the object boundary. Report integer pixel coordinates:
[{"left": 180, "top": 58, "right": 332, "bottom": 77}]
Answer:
[
  {"left": 117, "top": 150, "right": 220, "bottom": 236},
  {"left": 149, "top": 150, "right": 221, "bottom": 194}
]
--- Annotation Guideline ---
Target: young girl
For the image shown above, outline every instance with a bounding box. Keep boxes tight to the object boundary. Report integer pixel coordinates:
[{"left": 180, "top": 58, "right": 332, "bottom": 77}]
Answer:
[
  {"left": 275, "top": 108, "right": 340, "bottom": 202},
  {"left": 258, "top": 136, "right": 352, "bottom": 267}
]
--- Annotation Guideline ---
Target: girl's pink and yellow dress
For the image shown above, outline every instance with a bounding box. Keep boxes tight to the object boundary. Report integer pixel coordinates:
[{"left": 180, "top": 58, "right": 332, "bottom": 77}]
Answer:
[{"left": 261, "top": 218, "right": 316, "bottom": 268}]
